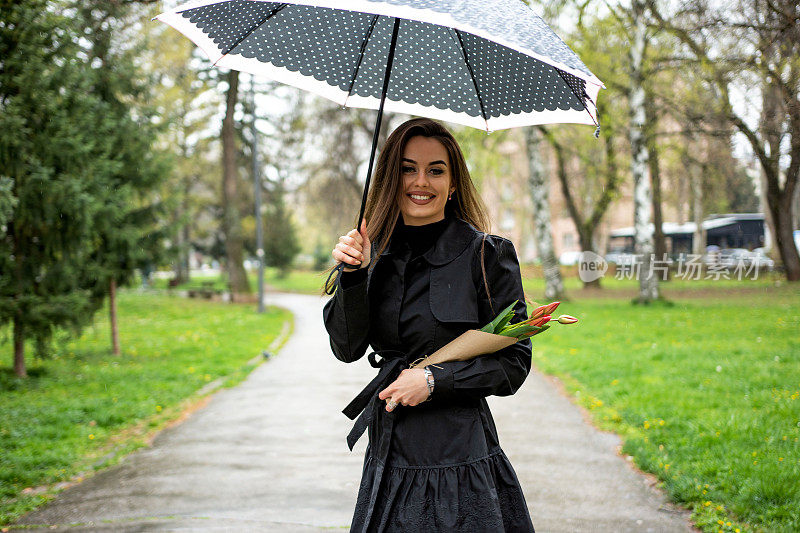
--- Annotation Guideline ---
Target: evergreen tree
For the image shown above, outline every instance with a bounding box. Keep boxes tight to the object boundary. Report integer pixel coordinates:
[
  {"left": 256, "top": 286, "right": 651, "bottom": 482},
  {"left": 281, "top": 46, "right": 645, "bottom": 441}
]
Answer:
[
  {"left": 72, "top": 0, "right": 172, "bottom": 355},
  {"left": 0, "top": 1, "right": 171, "bottom": 374},
  {"left": 0, "top": 0, "right": 113, "bottom": 375}
]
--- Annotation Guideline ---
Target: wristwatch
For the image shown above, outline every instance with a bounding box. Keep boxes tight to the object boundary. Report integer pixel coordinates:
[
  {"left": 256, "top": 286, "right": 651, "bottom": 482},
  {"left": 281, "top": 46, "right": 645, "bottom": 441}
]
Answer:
[{"left": 423, "top": 367, "right": 435, "bottom": 401}]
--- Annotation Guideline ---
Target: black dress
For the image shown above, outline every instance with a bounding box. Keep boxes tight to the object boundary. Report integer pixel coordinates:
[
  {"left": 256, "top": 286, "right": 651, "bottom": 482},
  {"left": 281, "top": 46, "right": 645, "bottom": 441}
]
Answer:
[{"left": 323, "top": 215, "right": 536, "bottom": 533}]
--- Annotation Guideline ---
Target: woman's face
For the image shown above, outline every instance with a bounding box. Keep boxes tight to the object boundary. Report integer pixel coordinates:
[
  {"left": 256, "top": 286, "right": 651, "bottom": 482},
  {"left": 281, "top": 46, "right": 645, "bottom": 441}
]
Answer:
[{"left": 398, "top": 135, "right": 456, "bottom": 226}]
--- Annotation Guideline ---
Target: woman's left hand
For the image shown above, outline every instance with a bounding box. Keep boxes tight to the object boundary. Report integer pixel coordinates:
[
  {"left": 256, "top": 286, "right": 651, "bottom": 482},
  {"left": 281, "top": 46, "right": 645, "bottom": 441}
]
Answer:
[{"left": 378, "top": 368, "right": 429, "bottom": 411}]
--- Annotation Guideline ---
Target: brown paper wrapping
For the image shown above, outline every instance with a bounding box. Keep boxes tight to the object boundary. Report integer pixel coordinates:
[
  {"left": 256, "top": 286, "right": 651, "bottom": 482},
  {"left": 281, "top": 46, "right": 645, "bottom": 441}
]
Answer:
[{"left": 409, "top": 330, "right": 518, "bottom": 369}]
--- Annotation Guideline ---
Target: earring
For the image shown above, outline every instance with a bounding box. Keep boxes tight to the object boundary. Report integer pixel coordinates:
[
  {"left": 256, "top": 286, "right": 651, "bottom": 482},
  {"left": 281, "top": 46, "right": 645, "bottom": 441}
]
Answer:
[{"left": 448, "top": 191, "right": 453, "bottom": 200}]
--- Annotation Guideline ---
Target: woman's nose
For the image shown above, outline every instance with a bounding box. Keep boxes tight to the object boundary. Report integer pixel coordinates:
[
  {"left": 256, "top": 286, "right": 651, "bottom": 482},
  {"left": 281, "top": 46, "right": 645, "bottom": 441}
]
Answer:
[{"left": 412, "top": 170, "right": 430, "bottom": 186}]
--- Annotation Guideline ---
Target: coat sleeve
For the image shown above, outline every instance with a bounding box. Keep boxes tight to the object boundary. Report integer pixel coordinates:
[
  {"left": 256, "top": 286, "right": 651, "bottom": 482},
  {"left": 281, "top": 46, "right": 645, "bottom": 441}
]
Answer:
[
  {"left": 428, "top": 236, "right": 532, "bottom": 400},
  {"left": 322, "top": 267, "right": 370, "bottom": 363}
]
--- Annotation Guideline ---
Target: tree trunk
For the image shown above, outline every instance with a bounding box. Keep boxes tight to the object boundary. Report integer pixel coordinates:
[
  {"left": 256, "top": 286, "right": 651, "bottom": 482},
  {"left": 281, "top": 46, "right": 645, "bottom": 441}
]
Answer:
[
  {"left": 690, "top": 160, "right": 705, "bottom": 256},
  {"left": 767, "top": 173, "right": 800, "bottom": 281},
  {"left": 646, "top": 103, "right": 667, "bottom": 273},
  {"left": 221, "top": 70, "right": 250, "bottom": 296},
  {"left": 13, "top": 315, "right": 26, "bottom": 378},
  {"left": 629, "top": 0, "right": 659, "bottom": 302},
  {"left": 524, "top": 127, "right": 565, "bottom": 300},
  {"left": 109, "top": 278, "right": 120, "bottom": 356}
]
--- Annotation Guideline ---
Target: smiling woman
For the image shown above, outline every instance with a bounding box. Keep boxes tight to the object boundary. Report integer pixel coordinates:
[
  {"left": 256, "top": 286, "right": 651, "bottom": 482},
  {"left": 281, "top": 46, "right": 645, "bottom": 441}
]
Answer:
[
  {"left": 323, "top": 118, "right": 537, "bottom": 532},
  {"left": 398, "top": 136, "right": 455, "bottom": 226}
]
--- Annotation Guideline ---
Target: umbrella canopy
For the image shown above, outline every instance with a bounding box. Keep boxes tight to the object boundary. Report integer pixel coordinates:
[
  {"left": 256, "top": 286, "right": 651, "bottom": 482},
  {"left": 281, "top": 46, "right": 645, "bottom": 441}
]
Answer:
[
  {"left": 156, "top": 0, "right": 604, "bottom": 292},
  {"left": 156, "top": 0, "right": 604, "bottom": 131}
]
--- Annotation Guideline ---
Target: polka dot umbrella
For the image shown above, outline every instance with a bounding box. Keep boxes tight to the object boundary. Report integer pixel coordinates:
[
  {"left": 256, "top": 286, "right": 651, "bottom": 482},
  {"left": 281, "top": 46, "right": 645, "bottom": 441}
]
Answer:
[{"left": 155, "top": 0, "right": 605, "bottom": 291}]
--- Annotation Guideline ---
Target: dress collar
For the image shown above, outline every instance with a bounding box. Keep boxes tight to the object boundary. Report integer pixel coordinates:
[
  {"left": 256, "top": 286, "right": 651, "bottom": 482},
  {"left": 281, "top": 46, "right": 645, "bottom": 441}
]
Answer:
[{"left": 380, "top": 216, "right": 478, "bottom": 266}]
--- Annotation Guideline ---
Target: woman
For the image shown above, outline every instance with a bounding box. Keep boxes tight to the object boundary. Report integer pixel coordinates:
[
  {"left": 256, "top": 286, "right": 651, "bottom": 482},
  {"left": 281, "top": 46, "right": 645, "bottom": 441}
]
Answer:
[{"left": 323, "top": 118, "right": 536, "bottom": 533}]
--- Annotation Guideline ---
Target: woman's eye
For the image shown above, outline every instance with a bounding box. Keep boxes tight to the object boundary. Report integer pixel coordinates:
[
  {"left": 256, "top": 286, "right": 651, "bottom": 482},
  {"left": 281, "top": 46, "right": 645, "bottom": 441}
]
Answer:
[
  {"left": 402, "top": 166, "right": 416, "bottom": 173},
  {"left": 429, "top": 168, "right": 444, "bottom": 175}
]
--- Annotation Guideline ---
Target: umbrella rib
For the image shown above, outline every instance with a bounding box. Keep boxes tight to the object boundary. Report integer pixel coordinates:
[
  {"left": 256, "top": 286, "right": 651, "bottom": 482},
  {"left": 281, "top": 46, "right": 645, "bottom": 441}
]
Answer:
[
  {"left": 214, "top": 2, "right": 289, "bottom": 64},
  {"left": 344, "top": 14, "right": 380, "bottom": 106},
  {"left": 451, "top": 29, "right": 488, "bottom": 131},
  {"left": 552, "top": 68, "right": 600, "bottom": 135}
]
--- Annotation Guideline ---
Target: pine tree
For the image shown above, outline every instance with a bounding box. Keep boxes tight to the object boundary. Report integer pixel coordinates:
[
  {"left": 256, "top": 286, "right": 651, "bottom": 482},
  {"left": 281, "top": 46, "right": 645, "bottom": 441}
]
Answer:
[{"left": 0, "top": 1, "right": 112, "bottom": 375}]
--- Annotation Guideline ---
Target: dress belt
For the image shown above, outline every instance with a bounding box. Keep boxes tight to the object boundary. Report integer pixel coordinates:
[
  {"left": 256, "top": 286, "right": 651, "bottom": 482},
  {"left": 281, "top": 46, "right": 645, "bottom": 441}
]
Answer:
[
  {"left": 341, "top": 349, "right": 407, "bottom": 533},
  {"left": 342, "top": 349, "right": 407, "bottom": 451}
]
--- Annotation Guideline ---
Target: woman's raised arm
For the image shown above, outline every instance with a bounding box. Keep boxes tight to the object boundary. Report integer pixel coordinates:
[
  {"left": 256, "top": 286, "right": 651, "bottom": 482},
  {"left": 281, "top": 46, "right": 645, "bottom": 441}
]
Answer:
[{"left": 323, "top": 223, "right": 372, "bottom": 363}]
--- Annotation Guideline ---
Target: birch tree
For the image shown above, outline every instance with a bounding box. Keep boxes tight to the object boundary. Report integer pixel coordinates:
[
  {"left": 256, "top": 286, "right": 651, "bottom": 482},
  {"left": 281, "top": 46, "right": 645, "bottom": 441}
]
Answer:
[
  {"left": 524, "top": 127, "right": 565, "bottom": 300},
  {"left": 630, "top": 0, "right": 659, "bottom": 302}
]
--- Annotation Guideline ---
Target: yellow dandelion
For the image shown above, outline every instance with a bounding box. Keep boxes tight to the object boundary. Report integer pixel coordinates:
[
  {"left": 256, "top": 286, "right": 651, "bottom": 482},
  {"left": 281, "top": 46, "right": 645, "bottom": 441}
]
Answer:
[
  {"left": 156, "top": 405, "right": 162, "bottom": 412},
  {"left": 704, "top": 501, "right": 711, "bottom": 507},
  {"left": 717, "top": 520, "right": 724, "bottom": 525},
  {"left": 659, "top": 420, "right": 665, "bottom": 426},
  {"left": 644, "top": 421, "right": 651, "bottom": 429},
  {"left": 88, "top": 434, "right": 95, "bottom": 440}
]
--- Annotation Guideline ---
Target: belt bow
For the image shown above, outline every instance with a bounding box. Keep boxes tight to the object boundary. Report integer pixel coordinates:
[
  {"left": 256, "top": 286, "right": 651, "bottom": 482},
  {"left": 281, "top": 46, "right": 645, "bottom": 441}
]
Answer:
[{"left": 342, "top": 349, "right": 406, "bottom": 451}]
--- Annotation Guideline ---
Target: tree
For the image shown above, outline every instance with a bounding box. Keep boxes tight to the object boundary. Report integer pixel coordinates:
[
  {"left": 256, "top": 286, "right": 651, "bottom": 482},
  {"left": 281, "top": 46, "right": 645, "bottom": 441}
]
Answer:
[
  {"left": 1, "top": 1, "right": 114, "bottom": 375},
  {"left": 145, "top": 14, "right": 220, "bottom": 286},
  {"left": 649, "top": 0, "right": 800, "bottom": 281},
  {"left": 73, "top": 0, "right": 172, "bottom": 355},
  {"left": 524, "top": 127, "right": 565, "bottom": 299},
  {"left": 221, "top": 70, "right": 251, "bottom": 296},
  {"left": 629, "top": 0, "right": 660, "bottom": 302}
]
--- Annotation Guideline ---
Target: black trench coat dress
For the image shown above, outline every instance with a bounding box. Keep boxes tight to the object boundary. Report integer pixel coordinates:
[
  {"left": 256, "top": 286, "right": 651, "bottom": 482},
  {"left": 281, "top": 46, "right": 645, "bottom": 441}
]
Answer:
[{"left": 323, "top": 215, "right": 536, "bottom": 533}]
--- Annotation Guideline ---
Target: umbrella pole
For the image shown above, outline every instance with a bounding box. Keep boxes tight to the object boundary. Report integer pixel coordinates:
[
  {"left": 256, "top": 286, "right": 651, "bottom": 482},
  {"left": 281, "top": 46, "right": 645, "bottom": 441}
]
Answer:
[{"left": 325, "top": 17, "right": 401, "bottom": 294}]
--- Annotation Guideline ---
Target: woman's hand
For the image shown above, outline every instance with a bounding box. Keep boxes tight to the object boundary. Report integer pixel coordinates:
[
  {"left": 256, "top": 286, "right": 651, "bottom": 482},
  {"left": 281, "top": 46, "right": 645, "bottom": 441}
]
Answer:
[
  {"left": 332, "top": 220, "right": 371, "bottom": 272},
  {"left": 378, "top": 368, "right": 429, "bottom": 411}
]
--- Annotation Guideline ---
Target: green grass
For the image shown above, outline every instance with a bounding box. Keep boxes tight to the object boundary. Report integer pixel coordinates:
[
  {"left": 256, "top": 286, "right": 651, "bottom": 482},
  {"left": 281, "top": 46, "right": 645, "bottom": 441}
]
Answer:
[
  {"left": 151, "top": 267, "right": 328, "bottom": 295},
  {"left": 532, "top": 287, "right": 800, "bottom": 532},
  {"left": 0, "top": 290, "right": 292, "bottom": 525},
  {"left": 150, "top": 265, "right": 787, "bottom": 298}
]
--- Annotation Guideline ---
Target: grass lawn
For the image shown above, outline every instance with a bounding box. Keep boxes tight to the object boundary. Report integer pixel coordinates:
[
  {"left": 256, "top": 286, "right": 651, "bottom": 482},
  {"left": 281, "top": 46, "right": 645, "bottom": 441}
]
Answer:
[
  {"left": 151, "top": 264, "right": 788, "bottom": 298},
  {"left": 532, "top": 286, "right": 800, "bottom": 532},
  {"left": 0, "top": 290, "right": 292, "bottom": 526}
]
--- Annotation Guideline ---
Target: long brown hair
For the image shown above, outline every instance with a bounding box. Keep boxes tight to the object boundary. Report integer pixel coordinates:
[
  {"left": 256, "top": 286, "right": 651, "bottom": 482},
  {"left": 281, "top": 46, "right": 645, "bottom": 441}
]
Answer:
[{"left": 323, "top": 118, "right": 491, "bottom": 292}]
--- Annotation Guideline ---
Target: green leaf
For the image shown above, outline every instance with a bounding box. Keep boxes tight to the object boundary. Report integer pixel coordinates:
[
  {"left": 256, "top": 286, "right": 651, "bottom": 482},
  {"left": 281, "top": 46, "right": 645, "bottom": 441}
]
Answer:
[{"left": 480, "top": 300, "right": 518, "bottom": 333}]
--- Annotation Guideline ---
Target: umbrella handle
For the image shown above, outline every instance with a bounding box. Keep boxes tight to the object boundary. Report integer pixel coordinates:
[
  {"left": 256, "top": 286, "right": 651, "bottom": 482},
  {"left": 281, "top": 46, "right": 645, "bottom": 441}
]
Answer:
[{"left": 324, "top": 17, "right": 401, "bottom": 295}]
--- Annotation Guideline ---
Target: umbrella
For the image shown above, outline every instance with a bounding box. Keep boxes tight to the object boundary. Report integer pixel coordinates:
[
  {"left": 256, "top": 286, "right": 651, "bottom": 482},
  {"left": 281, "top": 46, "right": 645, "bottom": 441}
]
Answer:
[{"left": 155, "top": 0, "right": 605, "bottom": 291}]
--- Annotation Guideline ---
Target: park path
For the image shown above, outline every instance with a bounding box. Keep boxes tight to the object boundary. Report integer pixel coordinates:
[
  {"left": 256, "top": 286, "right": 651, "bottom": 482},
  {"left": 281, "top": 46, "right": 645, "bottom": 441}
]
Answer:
[{"left": 15, "top": 292, "right": 694, "bottom": 532}]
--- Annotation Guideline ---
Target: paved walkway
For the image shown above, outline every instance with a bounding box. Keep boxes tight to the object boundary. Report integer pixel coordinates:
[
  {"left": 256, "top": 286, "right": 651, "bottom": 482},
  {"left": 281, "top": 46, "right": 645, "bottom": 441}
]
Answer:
[{"left": 15, "top": 292, "right": 694, "bottom": 532}]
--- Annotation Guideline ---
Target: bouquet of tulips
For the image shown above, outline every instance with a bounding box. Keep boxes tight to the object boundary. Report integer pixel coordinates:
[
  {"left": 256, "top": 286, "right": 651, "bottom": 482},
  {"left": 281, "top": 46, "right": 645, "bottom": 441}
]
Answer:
[{"left": 408, "top": 300, "right": 578, "bottom": 370}]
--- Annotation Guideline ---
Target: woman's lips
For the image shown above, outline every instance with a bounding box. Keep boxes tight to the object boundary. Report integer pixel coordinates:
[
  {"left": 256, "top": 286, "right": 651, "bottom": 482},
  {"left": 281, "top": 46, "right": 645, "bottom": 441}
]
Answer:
[{"left": 407, "top": 193, "right": 435, "bottom": 205}]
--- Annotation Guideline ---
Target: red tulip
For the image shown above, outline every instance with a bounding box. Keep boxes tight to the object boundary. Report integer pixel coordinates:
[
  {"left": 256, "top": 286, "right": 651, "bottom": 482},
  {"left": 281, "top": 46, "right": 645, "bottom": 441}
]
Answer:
[
  {"left": 530, "top": 315, "right": 551, "bottom": 327},
  {"left": 528, "top": 304, "right": 548, "bottom": 321},
  {"left": 543, "top": 301, "right": 560, "bottom": 315},
  {"left": 557, "top": 315, "right": 578, "bottom": 325}
]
